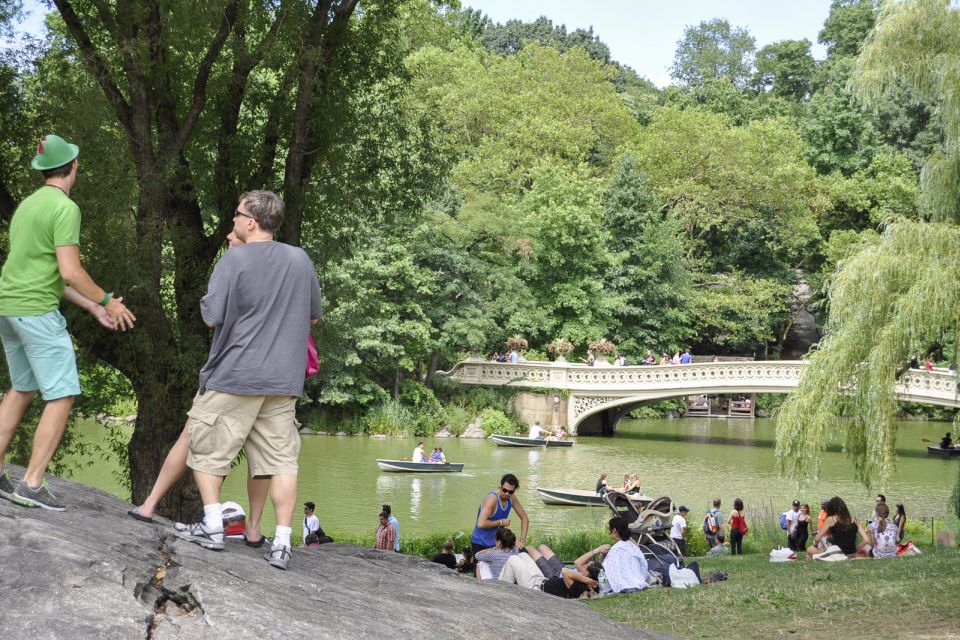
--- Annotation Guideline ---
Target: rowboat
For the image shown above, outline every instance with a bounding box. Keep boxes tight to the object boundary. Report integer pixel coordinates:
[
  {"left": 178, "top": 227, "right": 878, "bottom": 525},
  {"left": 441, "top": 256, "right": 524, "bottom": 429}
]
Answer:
[
  {"left": 376, "top": 459, "right": 464, "bottom": 472},
  {"left": 926, "top": 445, "right": 960, "bottom": 458},
  {"left": 537, "top": 487, "right": 653, "bottom": 507},
  {"left": 491, "top": 435, "right": 547, "bottom": 447},
  {"left": 490, "top": 434, "right": 575, "bottom": 447}
]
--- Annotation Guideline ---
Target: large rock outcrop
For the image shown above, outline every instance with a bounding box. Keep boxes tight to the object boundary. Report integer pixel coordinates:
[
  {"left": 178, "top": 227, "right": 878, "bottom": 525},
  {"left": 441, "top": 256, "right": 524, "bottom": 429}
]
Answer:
[{"left": 0, "top": 465, "right": 671, "bottom": 640}]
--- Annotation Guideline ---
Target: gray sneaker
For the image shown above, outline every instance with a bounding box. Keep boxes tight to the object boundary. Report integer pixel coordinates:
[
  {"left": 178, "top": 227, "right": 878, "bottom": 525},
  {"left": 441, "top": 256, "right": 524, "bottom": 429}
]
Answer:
[
  {"left": 0, "top": 469, "right": 16, "bottom": 501},
  {"left": 173, "top": 521, "right": 225, "bottom": 551},
  {"left": 265, "top": 544, "right": 291, "bottom": 570},
  {"left": 11, "top": 480, "right": 66, "bottom": 511}
]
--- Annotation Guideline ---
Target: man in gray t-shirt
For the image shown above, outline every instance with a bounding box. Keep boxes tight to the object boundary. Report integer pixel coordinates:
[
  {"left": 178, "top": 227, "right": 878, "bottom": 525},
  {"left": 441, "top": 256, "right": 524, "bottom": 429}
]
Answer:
[{"left": 174, "top": 190, "right": 322, "bottom": 572}]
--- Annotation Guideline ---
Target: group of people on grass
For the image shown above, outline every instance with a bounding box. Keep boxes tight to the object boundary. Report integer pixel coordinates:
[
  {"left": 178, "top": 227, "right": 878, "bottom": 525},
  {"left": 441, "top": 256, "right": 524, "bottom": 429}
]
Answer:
[
  {"left": 440, "top": 472, "right": 650, "bottom": 599},
  {"left": 697, "top": 494, "right": 908, "bottom": 560}
]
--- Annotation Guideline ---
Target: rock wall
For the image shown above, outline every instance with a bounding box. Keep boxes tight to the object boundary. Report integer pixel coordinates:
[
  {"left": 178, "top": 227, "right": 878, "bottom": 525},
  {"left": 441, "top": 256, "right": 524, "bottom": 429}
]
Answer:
[
  {"left": 0, "top": 465, "right": 672, "bottom": 640},
  {"left": 509, "top": 392, "right": 568, "bottom": 430}
]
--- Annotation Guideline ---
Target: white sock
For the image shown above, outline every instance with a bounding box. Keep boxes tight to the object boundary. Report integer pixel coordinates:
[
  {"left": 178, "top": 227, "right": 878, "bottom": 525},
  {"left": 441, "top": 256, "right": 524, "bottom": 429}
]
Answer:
[
  {"left": 203, "top": 503, "right": 223, "bottom": 530},
  {"left": 273, "top": 525, "right": 292, "bottom": 549}
]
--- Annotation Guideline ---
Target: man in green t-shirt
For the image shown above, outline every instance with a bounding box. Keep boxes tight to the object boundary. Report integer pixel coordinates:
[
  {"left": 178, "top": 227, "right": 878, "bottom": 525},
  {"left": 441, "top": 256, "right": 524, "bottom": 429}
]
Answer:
[{"left": 0, "top": 134, "right": 136, "bottom": 511}]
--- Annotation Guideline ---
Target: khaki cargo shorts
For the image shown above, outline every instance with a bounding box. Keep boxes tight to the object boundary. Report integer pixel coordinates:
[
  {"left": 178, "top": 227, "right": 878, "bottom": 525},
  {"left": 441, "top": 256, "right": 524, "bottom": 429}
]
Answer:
[{"left": 184, "top": 389, "right": 300, "bottom": 477}]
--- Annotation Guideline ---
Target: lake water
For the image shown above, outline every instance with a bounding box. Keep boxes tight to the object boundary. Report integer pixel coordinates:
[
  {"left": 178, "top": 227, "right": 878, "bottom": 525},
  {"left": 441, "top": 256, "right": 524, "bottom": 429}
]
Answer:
[{"left": 66, "top": 417, "right": 955, "bottom": 538}]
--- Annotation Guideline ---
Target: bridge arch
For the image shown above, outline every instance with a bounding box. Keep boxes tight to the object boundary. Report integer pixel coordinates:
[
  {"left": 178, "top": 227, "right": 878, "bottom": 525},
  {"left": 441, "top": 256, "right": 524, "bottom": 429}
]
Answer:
[{"left": 439, "top": 358, "right": 960, "bottom": 436}]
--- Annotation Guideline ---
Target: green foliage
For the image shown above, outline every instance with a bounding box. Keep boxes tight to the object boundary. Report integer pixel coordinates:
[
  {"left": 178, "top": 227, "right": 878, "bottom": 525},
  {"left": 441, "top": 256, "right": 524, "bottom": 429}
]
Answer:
[
  {"left": 628, "top": 399, "right": 685, "bottom": 419},
  {"left": 298, "top": 409, "right": 364, "bottom": 435},
  {"left": 633, "top": 107, "right": 823, "bottom": 279},
  {"left": 670, "top": 19, "right": 756, "bottom": 89},
  {"left": 408, "top": 43, "right": 639, "bottom": 193},
  {"left": 519, "top": 163, "right": 620, "bottom": 345},
  {"left": 479, "top": 408, "right": 515, "bottom": 436},
  {"left": 683, "top": 525, "right": 711, "bottom": 558},
  {"left": 603, "top": 156, "right": 693, "bottom": 353},
  {"left": 753, "top": 39, "right": 816, "bottom": 100},
  {"left": 852, "top": 0, "right": 960, "bottom": 220},
  {"left": 801, "top": 60, "right": 884, "bottom": 175},
  {"left": 819, "top": 0, "right": 877, "bottom": 57},
  {"left": 533, "top": 527, "right": 610, "bottom": 560},
  {"left": 364, "top": 400, "right": 417, "bottom": 437},
  {"left": 691, "top": 274, "right": 792, "bottom": 352}
]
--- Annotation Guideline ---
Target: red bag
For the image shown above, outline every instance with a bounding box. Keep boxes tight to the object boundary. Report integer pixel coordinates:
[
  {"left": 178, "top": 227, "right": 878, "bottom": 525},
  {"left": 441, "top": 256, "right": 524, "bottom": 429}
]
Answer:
[{"left": 305, "top": 334, "right": 319, "bottom": 379}]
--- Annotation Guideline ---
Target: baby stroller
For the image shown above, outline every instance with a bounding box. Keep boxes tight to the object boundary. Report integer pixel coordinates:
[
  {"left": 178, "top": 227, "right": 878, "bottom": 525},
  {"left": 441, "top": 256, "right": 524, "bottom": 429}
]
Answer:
[
  {"left": 603, "top": 492, "right": 683, "bottom": 557},
  {"left": 603, "top": 492, "right": 685, "bottom": 586}
]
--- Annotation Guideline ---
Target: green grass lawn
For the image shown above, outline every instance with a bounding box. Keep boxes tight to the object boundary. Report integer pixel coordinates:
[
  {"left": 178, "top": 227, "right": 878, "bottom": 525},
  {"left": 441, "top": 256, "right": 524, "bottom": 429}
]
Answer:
[{"left": 586, "top": 548, "right": 960, "bottom": 640}]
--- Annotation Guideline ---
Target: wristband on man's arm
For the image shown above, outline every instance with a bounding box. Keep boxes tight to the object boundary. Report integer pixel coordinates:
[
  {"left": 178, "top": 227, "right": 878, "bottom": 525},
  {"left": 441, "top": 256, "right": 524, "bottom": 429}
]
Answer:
[{"left": 100, "top": 292, "right": 111, "bottom": 307}]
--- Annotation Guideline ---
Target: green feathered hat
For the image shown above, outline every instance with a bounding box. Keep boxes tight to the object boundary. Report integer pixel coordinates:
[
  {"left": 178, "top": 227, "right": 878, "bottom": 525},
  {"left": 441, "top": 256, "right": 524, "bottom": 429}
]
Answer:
[{"left": 31, "top": 134, "right": 80, "bottom": 171}]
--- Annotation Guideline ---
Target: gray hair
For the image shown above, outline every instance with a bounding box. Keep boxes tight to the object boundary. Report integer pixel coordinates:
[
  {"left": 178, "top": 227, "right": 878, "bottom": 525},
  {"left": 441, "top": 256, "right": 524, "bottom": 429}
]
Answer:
[{"left": 240, "top": 190, "right": 284, "bottom": 232}]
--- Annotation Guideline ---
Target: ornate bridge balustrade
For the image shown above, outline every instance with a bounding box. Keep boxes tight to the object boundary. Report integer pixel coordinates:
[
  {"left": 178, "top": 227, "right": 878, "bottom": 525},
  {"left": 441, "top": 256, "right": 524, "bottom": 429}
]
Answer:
[{"left": 439, "top": 358, "right": 960, "bottom": 435}]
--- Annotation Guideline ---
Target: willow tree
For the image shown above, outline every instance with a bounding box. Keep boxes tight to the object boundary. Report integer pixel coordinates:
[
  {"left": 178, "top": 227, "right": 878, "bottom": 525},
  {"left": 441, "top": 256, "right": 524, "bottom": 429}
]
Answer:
[{"left": 776, "top": 0, "right": 960, "bottom": 515}]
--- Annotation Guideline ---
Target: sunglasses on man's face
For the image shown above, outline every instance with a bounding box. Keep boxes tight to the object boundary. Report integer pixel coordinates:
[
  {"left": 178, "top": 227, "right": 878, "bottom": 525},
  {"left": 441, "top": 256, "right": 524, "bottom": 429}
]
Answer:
[
  {"left": 500, "top": 487, "right": 515, "bottom": 495},
  {"left": 233, "top": 209, "right": 254, "bottom": 220}
]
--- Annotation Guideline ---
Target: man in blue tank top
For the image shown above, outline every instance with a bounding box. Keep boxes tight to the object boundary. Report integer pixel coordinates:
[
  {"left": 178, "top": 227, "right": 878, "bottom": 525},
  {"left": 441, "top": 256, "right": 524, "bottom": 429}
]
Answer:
[{"left": 470, "top": 473, "right": 529, "bottom": 554}]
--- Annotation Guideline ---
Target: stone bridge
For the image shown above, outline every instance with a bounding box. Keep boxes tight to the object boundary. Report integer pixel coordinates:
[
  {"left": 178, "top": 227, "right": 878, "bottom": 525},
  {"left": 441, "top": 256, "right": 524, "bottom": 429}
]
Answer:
[{"left": 439, "top": 359, "right": 960, "bottom": 435}]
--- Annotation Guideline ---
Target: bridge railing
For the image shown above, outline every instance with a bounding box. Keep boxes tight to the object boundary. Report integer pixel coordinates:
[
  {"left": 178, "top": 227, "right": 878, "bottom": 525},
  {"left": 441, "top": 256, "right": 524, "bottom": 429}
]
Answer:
[{"left": 439, "top": 358, "right": 960, "bottom": 407}]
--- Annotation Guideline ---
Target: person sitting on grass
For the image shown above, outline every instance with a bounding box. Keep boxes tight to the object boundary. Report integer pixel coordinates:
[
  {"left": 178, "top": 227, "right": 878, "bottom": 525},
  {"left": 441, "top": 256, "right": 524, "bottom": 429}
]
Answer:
[
  {"left": 475, "top": 527, "right": 518, "bottom": 579},
  {"left": 868, "top": 503, "right": 898, "bottom": 558},
  {"left": 432, "top": 539, "right": 458, "bottom": 569},
  {"left": 499, "top": 545, "right": 600, "bottom": 599},
  {"left": 602, "top": 516, "right": 650, "bottom": 593},
  {"left": 707, "top": 532, "right": 729, "bottom": 556},
  {"left": 457, "top": 547, "right": 476, "bottom": 576},
  {"left": 807, "top": 496, "right": 872, "bottom": 559}
]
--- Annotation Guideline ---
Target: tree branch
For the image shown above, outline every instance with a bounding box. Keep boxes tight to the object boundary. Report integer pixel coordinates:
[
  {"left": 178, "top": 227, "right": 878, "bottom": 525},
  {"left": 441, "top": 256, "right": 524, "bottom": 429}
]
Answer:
[
  {"left": 52, "top": 0, "right": 133, "bottom": 134},
  {"left": 167, "top": 0, "right": 240, "bottom": 156}
]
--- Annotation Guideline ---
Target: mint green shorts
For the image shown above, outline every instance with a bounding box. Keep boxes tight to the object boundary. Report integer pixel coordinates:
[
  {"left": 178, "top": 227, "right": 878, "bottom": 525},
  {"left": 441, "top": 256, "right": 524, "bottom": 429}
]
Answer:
[{"left": 0, "top": 311, "right": 80, "bottom": 401}]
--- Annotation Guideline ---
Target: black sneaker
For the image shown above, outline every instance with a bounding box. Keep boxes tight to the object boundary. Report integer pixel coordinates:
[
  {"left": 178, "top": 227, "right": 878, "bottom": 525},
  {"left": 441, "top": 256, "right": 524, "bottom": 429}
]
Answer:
[
  {"left": 173, "top": 521, "right": 225, "bottom": 550},
  {"left": 265, "top": 544, "right": 291, "bottom": 570},
  {"left": 11, "top": 480, "right": 66, "bottom": 511},
  {"left": 244, "top": 534, "right": 269, "bottom": 548},
  {"left": 0, "top": 469, "right": 16, "bottom": 501}
]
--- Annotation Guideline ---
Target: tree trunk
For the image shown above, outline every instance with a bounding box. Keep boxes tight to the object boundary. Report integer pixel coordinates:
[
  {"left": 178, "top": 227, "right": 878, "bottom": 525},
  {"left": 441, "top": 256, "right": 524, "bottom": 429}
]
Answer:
[
  {"left": 425, "top": 350, "right": 441, "bottom": 388},
  {"left": 128, "top": 377, "right": 200, "bottom": 521},
  {"left": 393, "top": 361, "right": 400, "bottom": 400}
]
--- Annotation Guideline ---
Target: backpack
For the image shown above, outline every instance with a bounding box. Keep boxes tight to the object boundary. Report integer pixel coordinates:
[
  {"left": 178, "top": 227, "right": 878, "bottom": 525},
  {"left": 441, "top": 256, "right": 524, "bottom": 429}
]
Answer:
[
  {"left": 703, "top": 512, "right": 718, "bottom": 535},
  {"left": 779, "top": 512, "right": 789, "bottom": 530}
]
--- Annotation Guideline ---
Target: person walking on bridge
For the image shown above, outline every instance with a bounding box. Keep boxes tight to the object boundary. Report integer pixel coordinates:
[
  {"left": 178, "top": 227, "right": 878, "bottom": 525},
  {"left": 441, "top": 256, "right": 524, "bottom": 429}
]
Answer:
[
  {"left": 0, "top": 134, "right": 135, "bottom": 511},
  {"left": 470, "top": 473, "right": 529, "bottom": 553}
]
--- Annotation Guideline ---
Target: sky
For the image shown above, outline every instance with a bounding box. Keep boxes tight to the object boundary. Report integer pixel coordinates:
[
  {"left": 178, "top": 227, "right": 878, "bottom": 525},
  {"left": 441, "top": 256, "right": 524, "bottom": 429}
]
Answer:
[
  {"left": 8, "top": 1, "right": 835, "bottom": 87},
  {"left": 466, "top": 0, "right": 834, "bottom": 86}
]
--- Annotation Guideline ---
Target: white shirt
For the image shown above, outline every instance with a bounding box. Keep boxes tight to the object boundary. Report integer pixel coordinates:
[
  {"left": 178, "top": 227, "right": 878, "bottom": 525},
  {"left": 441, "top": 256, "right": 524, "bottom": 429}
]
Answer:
[
  {"left": 671, "top": 514, "right": 687, "bottom": 540},
  {"left": 785, "top": 508, "right": 800, "bottom": 532},
  {"left": 603, "top": 540, "right": 649, "bottom": 593},
  {"left": 412, "top": 447, "right": 426, "bottom": 463},
  {"left": 528, "top": 425, "right": 544, "bottom": 439},
  {"left": 302, "top": 513, "right": 320, "bottom": 541}
]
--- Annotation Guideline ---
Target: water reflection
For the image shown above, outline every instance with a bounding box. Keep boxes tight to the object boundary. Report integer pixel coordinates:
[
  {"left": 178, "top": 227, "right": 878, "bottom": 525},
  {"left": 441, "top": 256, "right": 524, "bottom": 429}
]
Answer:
[
  {"left": 66, "top": 417, "right": 955, "bottom": 537},
  {"left": 410, "top": 478, "right": 422, "bottom": 518}
]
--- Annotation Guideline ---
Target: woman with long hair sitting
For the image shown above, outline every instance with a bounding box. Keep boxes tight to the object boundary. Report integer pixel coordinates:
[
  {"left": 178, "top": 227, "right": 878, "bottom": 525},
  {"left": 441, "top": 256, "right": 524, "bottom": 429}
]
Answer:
[{"left": 807, "top": 496, "right": 872, "bottom": 559}]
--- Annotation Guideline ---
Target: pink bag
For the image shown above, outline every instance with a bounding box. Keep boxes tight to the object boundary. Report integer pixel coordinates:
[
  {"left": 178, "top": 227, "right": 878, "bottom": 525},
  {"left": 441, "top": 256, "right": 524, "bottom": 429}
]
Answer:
[{"left": 305, "top": 334, "right": 319, "bottom": 379}]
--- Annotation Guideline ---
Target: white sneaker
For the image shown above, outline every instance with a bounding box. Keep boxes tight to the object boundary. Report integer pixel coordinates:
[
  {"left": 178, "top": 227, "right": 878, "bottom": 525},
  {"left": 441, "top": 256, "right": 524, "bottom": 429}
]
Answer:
[{"left": 173, "top": 521, "right": 225, "bottom": 550}]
